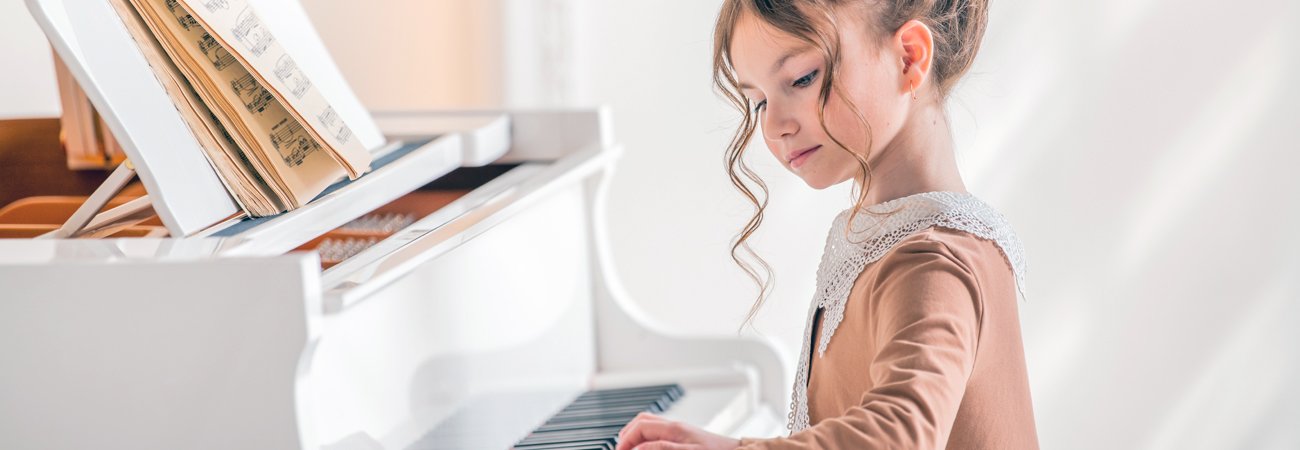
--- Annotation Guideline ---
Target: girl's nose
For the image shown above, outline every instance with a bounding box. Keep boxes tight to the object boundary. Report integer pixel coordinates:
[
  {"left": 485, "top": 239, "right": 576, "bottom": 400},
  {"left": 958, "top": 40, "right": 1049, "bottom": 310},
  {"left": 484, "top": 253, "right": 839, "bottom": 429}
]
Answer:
[{"left": 761, "top": 103, "right": 799, "bottom": 141}]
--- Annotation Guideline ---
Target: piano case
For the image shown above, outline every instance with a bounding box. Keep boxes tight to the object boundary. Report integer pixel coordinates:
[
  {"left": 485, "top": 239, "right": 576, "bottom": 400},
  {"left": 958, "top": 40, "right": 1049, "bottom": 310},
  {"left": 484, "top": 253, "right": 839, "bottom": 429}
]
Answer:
[{"left": 0, "top": 0, "right": 789, "bottom": 449}]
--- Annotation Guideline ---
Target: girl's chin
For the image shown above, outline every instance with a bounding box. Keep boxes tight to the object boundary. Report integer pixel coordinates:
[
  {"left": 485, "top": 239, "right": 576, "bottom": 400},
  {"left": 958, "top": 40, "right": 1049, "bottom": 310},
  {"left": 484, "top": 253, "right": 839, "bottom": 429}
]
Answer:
[
  {"left": 797, "top": 171, "right": 851, "bottom": 190},
  {"left": 799, "top": 175, "right": 836, "bottom": 190}
]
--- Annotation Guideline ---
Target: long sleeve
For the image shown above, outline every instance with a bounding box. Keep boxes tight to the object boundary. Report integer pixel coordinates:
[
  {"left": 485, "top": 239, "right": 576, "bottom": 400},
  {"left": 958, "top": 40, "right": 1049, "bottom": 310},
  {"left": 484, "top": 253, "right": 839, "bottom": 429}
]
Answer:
[{"left": 740, "top": 236, "right": 985, "bottom": 449}]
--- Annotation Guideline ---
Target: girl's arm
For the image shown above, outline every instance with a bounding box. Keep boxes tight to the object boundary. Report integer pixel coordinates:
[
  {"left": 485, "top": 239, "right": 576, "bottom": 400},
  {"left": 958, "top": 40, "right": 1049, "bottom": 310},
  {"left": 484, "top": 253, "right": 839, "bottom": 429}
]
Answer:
[
  {"left": 616, "top": 238, "right": 984, "bottom": 450},
  {"left": 740, "top": 239, "right": 983, "bottom": 449}
]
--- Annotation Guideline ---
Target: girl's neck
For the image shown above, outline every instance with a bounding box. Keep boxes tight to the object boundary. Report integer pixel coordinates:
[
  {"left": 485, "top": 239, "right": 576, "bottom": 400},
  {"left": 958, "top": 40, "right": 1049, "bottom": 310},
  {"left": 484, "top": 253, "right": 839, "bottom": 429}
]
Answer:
[{"left": 857, "top": 101, "right": 967, "bottom": 207}]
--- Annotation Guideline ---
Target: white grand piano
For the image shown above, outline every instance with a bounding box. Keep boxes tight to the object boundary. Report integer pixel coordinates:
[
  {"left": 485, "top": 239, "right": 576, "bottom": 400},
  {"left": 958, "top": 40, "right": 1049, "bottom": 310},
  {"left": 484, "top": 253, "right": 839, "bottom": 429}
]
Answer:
[{"left": 0, "top": 0, "right": 786, "bottom": 449}]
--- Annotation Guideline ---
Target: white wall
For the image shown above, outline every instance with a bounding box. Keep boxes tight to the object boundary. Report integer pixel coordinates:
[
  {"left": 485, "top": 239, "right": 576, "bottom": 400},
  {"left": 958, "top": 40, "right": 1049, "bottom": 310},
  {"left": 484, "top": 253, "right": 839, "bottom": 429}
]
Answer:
[
  {"left": 4, "top": 0, "right": 1299, "bottom": 448},
  {"left": 0, "top": 0, "right": 59, "bottom": 119},
  {"left": 573, "top": 1, "right": 1300, "bottom": 448},
  {"left": 576, "top": 0, "right": 845, "bottom": 397}
]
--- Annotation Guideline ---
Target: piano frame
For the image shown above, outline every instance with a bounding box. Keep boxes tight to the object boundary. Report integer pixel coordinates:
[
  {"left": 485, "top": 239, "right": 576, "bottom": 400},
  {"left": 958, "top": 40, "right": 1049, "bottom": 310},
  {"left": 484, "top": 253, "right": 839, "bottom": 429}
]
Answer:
[
  {"left": 0, "top": 108, "right": 788, "bottom": 449},
  {"left": 1, "top": 0, "right": 789, "bottom": 447}
]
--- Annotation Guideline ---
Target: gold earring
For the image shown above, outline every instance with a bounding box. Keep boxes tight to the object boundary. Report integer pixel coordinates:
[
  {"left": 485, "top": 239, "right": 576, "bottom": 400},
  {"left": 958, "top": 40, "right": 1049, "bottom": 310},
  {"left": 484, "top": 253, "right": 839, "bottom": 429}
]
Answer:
[{"left": 909, "top": 81, "right": 917, "bottom": 101}]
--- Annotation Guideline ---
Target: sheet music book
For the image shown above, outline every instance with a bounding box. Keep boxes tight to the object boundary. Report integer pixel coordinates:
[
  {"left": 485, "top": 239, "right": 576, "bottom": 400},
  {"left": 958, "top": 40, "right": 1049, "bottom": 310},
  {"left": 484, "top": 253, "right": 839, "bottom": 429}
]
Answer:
[{"left": 102, "top": 0, "right": 380, "bottom": 216}]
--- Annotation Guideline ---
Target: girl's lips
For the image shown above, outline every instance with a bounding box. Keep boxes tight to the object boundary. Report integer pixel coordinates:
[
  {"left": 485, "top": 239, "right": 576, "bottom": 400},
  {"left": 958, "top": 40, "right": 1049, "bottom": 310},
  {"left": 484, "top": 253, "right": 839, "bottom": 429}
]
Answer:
[{"left": 789, "top": 145, "right": 821, "bottom": 169}]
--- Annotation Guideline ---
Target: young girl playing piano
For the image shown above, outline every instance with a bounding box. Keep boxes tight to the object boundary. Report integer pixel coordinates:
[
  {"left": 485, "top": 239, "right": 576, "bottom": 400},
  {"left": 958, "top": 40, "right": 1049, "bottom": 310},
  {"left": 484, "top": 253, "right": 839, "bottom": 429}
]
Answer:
[{"left": 617, "top": 0, "right": 1037, "bottom": 448}]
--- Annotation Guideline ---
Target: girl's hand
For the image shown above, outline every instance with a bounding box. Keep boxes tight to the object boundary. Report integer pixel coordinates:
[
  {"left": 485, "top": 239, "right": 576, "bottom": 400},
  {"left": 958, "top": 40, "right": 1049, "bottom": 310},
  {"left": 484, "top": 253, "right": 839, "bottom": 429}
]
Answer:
[{"left": 615, "top": 412, "right": 741, "bottom": 450}]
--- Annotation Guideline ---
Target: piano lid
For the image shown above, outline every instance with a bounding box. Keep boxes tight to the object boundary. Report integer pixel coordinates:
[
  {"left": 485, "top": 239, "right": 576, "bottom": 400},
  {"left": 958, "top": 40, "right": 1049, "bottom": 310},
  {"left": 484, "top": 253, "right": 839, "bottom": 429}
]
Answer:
[{"left": 0, "top": 238, "right": 231, "bottom": 264}]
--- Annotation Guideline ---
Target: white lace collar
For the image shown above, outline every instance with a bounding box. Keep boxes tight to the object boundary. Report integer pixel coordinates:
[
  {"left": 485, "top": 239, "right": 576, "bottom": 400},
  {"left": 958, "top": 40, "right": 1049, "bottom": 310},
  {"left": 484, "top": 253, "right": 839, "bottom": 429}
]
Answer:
[{"left": 787, "top": 191, "right": 1027, "bottom": 432}]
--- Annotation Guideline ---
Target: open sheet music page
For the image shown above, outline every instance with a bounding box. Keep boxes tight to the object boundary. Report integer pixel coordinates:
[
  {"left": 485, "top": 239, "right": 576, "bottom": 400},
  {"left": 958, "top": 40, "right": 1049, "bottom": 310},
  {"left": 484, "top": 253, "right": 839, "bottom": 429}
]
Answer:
[
  {"left": 248, "top": 0, "right": 386, "bottom": 152},
  {"left": 108, "top": 0, "right": 283, "bottom": 214},
  {"left": 177, "top": 0, "right": 373, "bottom": 179},
  {"left": 128, "top": 0, "right": 346, "bottom": 208}
]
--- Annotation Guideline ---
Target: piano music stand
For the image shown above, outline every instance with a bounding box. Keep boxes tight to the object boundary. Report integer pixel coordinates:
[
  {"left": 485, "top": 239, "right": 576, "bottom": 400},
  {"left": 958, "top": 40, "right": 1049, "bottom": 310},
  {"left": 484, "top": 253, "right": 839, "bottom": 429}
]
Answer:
[
  {"left": 42, "top": 160, "right": 154, "bottom": 238},
  {"left": 27, "top": 0, "right": 385, "bottom": 237}
]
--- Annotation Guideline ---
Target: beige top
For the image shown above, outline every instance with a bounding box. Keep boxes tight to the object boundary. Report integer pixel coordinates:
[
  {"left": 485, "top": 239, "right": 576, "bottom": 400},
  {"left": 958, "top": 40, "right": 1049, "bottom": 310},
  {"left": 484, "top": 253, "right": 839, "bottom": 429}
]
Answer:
[{"left": 740, "top": 227, "right": 1039, "bottom": 449}]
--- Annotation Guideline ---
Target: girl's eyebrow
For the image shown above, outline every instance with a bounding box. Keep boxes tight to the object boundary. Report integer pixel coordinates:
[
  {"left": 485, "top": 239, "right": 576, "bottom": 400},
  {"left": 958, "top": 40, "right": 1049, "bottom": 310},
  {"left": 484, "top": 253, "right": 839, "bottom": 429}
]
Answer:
[
  {"left": 737, "top": 47, "right": 813, "bottom": 90},
  {"left": 770, "top": 48, "right": 810, "bottom": 74}
]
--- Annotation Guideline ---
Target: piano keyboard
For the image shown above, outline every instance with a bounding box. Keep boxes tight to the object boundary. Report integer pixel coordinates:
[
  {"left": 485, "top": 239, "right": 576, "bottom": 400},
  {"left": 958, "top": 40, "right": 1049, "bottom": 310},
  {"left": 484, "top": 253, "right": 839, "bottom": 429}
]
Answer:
[
  {"left": 513, "top": 384, "right": 684, "bottom": 450},
  {"left": 405, "top": 384, "right": 683, "bottom": 450}
]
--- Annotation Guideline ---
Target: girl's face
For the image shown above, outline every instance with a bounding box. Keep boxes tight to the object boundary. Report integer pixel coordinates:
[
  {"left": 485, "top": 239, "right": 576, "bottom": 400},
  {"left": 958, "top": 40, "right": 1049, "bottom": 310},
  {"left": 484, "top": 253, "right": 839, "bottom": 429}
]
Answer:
[{"left": 730, "top": 10, "right": 910, "bottom": 190}]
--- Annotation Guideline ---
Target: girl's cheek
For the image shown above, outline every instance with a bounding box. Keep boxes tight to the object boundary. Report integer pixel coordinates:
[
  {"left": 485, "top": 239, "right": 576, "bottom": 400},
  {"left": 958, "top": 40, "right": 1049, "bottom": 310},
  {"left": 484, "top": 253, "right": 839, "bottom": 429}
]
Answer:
[
  {"left": 822, "top": 99, "right": 857, "bottom": 138},
  {"left": 764, "top": 137, "right": 783, "bottom": 159}
]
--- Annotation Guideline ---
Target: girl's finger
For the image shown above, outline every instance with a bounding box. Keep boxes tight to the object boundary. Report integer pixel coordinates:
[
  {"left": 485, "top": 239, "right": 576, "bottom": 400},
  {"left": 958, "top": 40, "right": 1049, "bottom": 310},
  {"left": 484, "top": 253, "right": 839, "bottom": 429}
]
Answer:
[
  {"left": 618, "top": 412, "right": 666, "bottom": 441},
  {"left": 616, "top": 413, "right": 682, "bottom": 450},
  {"left": 633, "top": 441, "right": 695, "bottom": 450}
]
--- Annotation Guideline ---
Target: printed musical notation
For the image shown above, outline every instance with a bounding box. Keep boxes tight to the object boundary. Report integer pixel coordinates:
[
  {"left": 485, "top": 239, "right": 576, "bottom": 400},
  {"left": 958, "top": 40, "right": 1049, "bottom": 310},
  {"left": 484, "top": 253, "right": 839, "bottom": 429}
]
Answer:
[
  {"left": 200, "top": 0, "right": 228, "bottom": 12},
  {"left": 273, "top": 55, "right": 311, "bottom": 99},
  {"left": 233, "top": 7, "right": 272, "bottom": 57},
  {"left": 164, "top": 0, "right": 199, "bottom": 30},
  {"left": 198, "top": 33, "right": 237, "bottom": 70},
  {"left": 269, "top": 118, "right": 318, "bottom": 167},
  {"left": 165, "top": 0, "right": 371, "bottom": 176},
  {"left": 231, "top": 73, "right": 274, "bottom": 114},
  {"left": 317, "top": 106, "right": 353, "bottom": 143}
]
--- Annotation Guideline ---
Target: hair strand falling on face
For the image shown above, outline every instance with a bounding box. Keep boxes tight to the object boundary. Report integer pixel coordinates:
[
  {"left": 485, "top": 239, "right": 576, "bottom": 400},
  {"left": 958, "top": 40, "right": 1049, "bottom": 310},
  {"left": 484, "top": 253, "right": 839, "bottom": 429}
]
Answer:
[{"left": 713, "top": 0, "right": 989, "bottom": 332}]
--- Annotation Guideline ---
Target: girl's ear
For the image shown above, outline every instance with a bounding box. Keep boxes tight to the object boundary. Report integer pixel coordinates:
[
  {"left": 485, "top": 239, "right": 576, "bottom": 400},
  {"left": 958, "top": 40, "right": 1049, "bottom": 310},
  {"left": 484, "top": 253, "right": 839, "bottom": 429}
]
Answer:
[{"left": 894, "top": 19, "right": 935, "bottom": 95}]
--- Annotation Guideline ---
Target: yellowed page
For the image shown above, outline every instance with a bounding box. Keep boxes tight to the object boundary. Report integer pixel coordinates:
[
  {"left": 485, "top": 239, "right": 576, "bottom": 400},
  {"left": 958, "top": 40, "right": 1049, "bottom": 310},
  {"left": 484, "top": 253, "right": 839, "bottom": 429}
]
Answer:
[
  {"left": 121, "top": 0, "right": 279, "bottom": 214},
  {"left": 128, "top": 0, "right": 293, "bottom": 209},
  {"left": 178, "top": 0, "right": 372, "bottom": 179},
  {"left": 129, "top": 0, "right": 344, "bottom": 208},
  {"left": 109, "top": 0, "right": 283, "bottom": 215}
]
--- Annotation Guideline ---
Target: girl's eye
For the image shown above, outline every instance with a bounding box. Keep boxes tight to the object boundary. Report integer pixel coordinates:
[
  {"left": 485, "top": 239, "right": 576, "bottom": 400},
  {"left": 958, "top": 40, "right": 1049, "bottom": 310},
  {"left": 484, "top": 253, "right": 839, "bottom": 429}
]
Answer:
[
  {"left": 752, "top": 99, "right": 767, "bottom": 114},
  {"left": 793, "top": 69, "right": 819, "bottom": 88}
]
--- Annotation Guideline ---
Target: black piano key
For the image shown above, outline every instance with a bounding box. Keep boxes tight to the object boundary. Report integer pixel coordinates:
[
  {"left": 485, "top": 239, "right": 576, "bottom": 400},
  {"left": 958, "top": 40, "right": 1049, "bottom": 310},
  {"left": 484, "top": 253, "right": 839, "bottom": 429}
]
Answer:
[
  {"left": 517, "top": 427, "right": 623, "bottom": 446},
  {"left": 534, "top": 418, "right": 637, "bottom": 433},
  {"left": 569, "top": 392, "right": 667, "bottom": 404},
  {"left": 574, "top": 388, "right": 673, "bottom": 401},
  {"left": 567, "top": 394, "right": 661, "bottom": 405},
  {"left": 552, "top": 403, "right": 665, "bottom": 417},
  {"left": 511, "top": 384, "right": 685, "bottom": 450},
  {"left": 543, "top": 412, "right": 641, "bottom": 425},
  {"left": 572, "top": 385, "right": 682, "bottom": 404},
  {"left": 522, "top": 427, "right": 623, "bottom": 442},
  {"left": 565, "top": 395, "right": 669, "bottom": 410},
  {"left": 568, "top": 391, "right": 672, "bottom": 404},
  {"left": 567, "top": 394, "right": 669, "bottom": 408},
  {"left": 567, "top": 394, "right": 672, "bottom": 409},
  {"left": 660, "top": 384, "right": 684, "bottom": 401},
  {"left": 560, "top": 401, "right": 666, "bottom": 415},
  {"left": 549, "top": 406, "right": 665, "bottom": 423},
  {"left": 577, "top": 384, "right": 679, "bottom": 396},
  {"left": 513, "top": 437, "right": 616, "bottom": 450}
]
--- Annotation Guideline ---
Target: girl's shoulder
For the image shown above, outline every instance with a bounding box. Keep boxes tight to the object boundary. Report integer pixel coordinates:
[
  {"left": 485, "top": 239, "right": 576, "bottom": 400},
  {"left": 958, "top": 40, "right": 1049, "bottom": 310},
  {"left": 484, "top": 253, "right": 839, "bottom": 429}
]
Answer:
[
  {"left": 864, "top": 226, "right": 1022, "bottom": 312},
  {"left": 879, "top": 226, "right": 1016, "bottom": 279}
]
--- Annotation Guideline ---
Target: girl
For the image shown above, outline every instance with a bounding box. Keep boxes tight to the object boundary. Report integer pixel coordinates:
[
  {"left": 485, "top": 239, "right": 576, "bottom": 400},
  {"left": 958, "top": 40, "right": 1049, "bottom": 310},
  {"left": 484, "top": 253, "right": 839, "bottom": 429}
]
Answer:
[{"left": 616, "top": 0, "right": 1037, "bottom": 449}]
